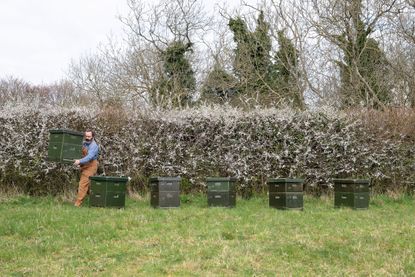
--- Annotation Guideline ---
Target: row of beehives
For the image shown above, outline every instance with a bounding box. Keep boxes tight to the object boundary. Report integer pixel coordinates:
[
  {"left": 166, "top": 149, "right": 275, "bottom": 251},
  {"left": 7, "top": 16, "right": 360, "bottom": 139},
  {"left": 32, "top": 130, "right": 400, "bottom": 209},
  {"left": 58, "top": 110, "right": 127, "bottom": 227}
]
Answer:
[{"left": 47, "top": 129, "right": 370, "bottom": 209}]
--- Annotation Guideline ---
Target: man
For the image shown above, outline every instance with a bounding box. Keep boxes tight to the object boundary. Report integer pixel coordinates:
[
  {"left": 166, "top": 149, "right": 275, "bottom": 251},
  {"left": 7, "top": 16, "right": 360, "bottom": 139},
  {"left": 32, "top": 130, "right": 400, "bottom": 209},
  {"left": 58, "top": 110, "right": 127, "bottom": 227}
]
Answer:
[{"left": 73, "top": 130, "right": 99, "bottom": 207}]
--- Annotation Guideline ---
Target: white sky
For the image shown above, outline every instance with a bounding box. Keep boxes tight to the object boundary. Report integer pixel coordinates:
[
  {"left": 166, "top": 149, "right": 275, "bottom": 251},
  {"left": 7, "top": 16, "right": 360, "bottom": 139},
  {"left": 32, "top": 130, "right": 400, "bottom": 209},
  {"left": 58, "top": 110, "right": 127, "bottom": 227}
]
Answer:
[
  {"left": 0, "top": 0, "right": 129, "bottom": 85},
  {"left": 0, "top": 0, "right": 248, "bottom": 85}
]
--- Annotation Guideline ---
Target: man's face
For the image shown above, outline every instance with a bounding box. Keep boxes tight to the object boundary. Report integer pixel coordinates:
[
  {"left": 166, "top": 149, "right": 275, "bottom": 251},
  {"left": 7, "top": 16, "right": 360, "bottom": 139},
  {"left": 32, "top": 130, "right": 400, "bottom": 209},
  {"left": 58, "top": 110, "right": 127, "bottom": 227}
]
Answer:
[{"left": 84, "top": 132, "right": 93, "bottom": 144}]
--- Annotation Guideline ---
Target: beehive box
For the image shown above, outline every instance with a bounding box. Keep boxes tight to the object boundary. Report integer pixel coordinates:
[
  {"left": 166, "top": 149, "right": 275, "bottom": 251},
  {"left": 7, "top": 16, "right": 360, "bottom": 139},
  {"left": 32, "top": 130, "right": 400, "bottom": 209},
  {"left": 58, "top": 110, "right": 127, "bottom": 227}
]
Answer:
[
  {"left": 267, "top": 178, "right": 304, "bottom": 210},
  {"left": 269, "top": 192, "right": 304, "bottom": 210},
  {"left": 333, "top": 179, "right": 370, "bottom": 209},
  {"left": 267, "top": 178, "right": 304, "bottom": 192},
  {"left": 47, "top": 129, "right": 83, "bottom": 163},
  {"left": 89, "top": 176, "right": 129, "bottom": 208},
  {"left": 333, "top": 179, "right": 370, "bottom": 193},
  {"left": 149, "top": 177, "right": 181, "bottom": 208},
  {"left": 334, "top": 192, "right": 369, "bottom": 209},
  {"left": 206, "top": 177, "right": 236, "bottom": 207}
]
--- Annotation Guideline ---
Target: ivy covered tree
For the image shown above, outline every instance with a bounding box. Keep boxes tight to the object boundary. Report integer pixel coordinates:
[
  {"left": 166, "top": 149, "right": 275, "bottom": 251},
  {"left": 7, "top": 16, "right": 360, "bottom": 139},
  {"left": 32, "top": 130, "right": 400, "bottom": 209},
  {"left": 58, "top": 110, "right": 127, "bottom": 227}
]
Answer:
[
  {"left": 152, "top": 41, "right": 196, "bottom": 108},
  {"left": 309, "top": 0, "right": 395, "bottom": 109},
  {"left": 228, "top": 11, "right": 274, "bottom": 103},
  {"left": 338, "top": 30, "right": 391, "bottom": 109},
  {"left": 252, "top": 11, "right": 273, "bottom": 82},
  {"left": 274, "top": 30, "right": 305, "bottom": 109},
  {"left": 228, "top": 17, "right": 253, "bottom": 88},
  {"left": 225, "top": 11, "right": 304, "bottom": 108},
  {"left": 200, "top": 62, "right": 238, "bottom": 104}
]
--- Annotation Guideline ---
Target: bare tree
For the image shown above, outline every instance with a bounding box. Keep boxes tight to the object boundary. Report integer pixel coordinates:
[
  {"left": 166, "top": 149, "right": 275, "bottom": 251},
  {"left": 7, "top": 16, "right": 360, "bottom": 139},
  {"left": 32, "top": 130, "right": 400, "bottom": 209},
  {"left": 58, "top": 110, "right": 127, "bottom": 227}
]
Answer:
[
  {"left": 68, "top": 0, "right": 214, "bottom": 109},
  {"left": 398, "top": 0, "right": 415, "bottom": 44},
  {"left": 0, "top": 76, "right": 31, "bottom": 106},
  {"left": 386, "top": 0, "right": 415, "bottom": 106},
  {"left": 0, "top": 76, "right": 83, "bottom": 108},
  {"left": 69, "top": 52, "right": 108, "bottom": 107},
  {"left": 121, "top": 0, "right": 211, "bottom": 49}
]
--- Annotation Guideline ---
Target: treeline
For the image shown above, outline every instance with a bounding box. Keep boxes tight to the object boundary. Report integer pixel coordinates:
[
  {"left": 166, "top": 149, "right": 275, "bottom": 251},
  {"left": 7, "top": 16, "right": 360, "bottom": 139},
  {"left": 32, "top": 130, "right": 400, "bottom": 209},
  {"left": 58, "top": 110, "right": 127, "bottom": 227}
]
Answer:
[
  {"left": 2, "top": 0, "right": 415, "bottom": 111},
  {"left": 66, "top": 0, "right": 415, "bottom": 110}
]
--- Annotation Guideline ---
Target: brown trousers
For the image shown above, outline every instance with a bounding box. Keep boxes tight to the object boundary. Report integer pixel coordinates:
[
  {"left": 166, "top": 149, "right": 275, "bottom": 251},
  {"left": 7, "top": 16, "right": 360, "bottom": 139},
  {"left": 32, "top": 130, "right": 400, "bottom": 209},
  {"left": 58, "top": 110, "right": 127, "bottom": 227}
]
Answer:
[{"left": 75, "top": 147, "right": 98, "bottom": 206}]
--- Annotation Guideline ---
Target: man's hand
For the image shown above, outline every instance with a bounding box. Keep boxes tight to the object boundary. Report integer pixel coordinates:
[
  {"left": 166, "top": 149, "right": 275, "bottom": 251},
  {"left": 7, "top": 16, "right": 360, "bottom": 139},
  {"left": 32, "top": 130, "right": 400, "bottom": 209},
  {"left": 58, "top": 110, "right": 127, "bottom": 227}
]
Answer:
[{"left": 74, "top": 160, "right": 81, "bottom": 166}]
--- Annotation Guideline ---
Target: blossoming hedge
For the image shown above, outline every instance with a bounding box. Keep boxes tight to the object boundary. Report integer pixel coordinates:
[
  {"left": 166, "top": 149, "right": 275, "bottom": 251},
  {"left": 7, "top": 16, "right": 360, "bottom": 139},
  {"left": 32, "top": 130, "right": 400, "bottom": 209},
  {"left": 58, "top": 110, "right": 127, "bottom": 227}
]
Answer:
[{"left": 1, "top": 104, "right": 413, "bottom": 195}]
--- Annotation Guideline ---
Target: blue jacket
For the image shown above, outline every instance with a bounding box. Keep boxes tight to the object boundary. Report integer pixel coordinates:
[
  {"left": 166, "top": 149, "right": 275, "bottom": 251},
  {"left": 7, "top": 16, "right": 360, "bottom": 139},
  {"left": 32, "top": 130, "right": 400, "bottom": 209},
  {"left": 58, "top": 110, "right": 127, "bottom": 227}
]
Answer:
[{"left": 79, "top": 140, "right": 99, "bottom": 164}]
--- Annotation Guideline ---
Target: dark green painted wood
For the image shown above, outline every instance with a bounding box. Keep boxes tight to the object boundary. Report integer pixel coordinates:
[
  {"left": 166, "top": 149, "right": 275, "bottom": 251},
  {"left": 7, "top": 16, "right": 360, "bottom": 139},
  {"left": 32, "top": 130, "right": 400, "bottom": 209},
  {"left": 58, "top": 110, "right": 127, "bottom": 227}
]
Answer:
[
  {"left": 49, "top": 129, "right": 83, "bottom": 136},
  {"left": 149, "top": 177, "right": 181, "bottom": 208},
  {"left": 49, "top": 133, "right": 64, "bottom": 143},
  {"left": 206, "top": 177, "right": 236, "bottom": 192},
  {"left": 105, "top": 192, "right": 125, "bottom": 208},
  {"left": 47, "top": 142, "right": 62, "bottom": 161},
  {"left": 207, "top": 191, "right": 236, "bottom": 207},
  {"left": 149, "top": 177, "right": 181, "bottom": 192},
  {"left": 334, "top": 182, "right": 369, "bottom": 193},
  {"left": 267, "top": 178, "right": 304, "bottom": 183},
  {"left": 89, "top": 192, "right": 125, "bottom": 208},
  {"left": 267, "top": 178, "right": 304, "bottom": 193},
  {"left": 108, "top": 181, "right": 127, "bottom": 192},
  {"left": 89, "top": 192, "right": 126, "bottom": 208},
  {"left": 268, "top": 182, "right": 303, "bottom": 192},
  {"left": 149, "top": 177, "right": 181, "bottom": 182},
  {"left": 150, "top": 181, "right": 180, "bottom": 192},
  {"left": 63, "top": 133, "right": 84, "bottom": 144},
  {"left": 89, "top": 176, "right": 128, "bottom": 208},
  {"left": 334, "top": 192, "right": 369, "bottom": 209},
  {"left": 90, "top": 180, "right": 106, "bottom": 194},
  {"left": 333, "top": 179, "right": 370, "bottom": 193},
  {"left": 151, "top": 191, "right": 180, "bottom": 208},
  {"left": 89, "top": 192, "right": 106, "bottom": 207},
  {"left": 90, "top": 176, "right": 128, "bottom": 193},
  {"left": 269, "top": 192, "right": 303, "bottom": 210},
  {"left": 206, "top": 177, "right": 237, "bottom": 182},
  {"left": 90, "top": 176, "right": 129, "bottom": 182},
  {"left": 48, "top": 129, "right": 83, "bottom": 163},
  {"left": 333, "top": 178, "right": 370, "bottom": 184},
  {"left": 61, "top": 143, "right": 82, "bottom": 162}
]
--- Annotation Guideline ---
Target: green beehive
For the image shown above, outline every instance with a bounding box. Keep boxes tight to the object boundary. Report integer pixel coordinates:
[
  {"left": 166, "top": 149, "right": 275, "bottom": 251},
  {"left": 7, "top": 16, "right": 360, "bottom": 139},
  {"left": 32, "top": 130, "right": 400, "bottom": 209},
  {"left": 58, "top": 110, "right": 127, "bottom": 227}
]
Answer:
[
  {"left": 333, "top": 179, "right": 370, "bottom": 209},
  {"left": 269, "top": 192, "right": 304, "bottom": 210},
  {"left": 267, "top": 178, "right": 304, "bottom": 210},
  {"left": 206, "top": 177, "right": 236, "bottom": 207},
  {"left": 48, "top": 129, "right": 83, "bottom": 163},
  {"left": 267, "top": 178, "right": 304, "bottom": 192},
  {"left": 333, "top": 179, "right": 370, "bottom": 193},
  {"left": 334, "top": 192, "right": 369, "bottom": 209},
  {"left": 89, "top": 176, "right": 129, "bottom": 208},
  {"left": 149, "top": 177, "right": 181, "bottom": 208}
]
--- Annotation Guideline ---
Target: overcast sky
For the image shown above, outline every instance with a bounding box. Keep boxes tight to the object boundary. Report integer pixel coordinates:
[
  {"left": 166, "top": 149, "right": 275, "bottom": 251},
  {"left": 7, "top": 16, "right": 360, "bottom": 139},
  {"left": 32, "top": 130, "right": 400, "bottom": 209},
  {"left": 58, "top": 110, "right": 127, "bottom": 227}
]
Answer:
[
  {"left": 0, "top": 0, "right": 129, "bottom": 84},
  {"left": 0, "top": 0, "right": 248, "bottom": 85}
]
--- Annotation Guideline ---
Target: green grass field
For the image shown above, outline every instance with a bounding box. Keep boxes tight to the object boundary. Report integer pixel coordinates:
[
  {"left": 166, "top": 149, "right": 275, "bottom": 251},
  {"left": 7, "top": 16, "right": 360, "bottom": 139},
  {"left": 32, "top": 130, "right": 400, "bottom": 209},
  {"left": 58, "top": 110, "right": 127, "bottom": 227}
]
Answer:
[{"left": 0, "top": 194, "right": 414, "bottom": 276}]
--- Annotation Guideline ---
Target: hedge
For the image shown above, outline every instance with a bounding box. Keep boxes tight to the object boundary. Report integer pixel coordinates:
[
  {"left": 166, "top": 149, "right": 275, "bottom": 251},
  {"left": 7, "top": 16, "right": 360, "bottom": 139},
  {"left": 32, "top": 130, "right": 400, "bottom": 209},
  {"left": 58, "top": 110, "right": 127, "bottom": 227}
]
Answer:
[{"left": 1, "top": 104, "right": 414, "bottom": 196}]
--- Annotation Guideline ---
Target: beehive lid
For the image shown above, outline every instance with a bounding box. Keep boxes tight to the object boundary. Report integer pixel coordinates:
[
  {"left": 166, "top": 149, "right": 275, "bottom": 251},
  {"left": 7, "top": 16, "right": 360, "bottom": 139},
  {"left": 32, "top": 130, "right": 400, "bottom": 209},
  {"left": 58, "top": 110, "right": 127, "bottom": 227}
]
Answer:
[
  {"left": 267, "top": 178, "right": 304, "bottom": 183},
  {"left": 206, "top": 177, "right": 237, "bottom": 182},
  {"left": 90, "top": 176, "right": 129, "bottom": 182},
  {"left": 149, "top": 176, "right": 181, "bottom": 182},
  {"left": 49, "top": 129, "right": 83, "bottom": 136},
  {"left": 332, "top": 179, "right": 370, "bottom": 184}
]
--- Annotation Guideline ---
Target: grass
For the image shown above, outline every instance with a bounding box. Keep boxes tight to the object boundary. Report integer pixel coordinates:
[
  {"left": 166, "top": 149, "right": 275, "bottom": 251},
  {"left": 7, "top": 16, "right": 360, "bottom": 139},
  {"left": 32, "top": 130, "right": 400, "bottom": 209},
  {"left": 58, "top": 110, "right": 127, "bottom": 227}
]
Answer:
[{"left": 0, "top": 194, "right": 414, "bottom": 276}]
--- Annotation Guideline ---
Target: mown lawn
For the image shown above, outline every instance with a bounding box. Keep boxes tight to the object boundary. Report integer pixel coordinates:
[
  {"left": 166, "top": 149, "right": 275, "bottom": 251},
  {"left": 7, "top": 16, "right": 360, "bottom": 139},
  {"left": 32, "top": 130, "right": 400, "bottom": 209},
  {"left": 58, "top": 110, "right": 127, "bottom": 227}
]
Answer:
[{"left": 0, "top": 194, "right": 414, "bottom": 276}]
